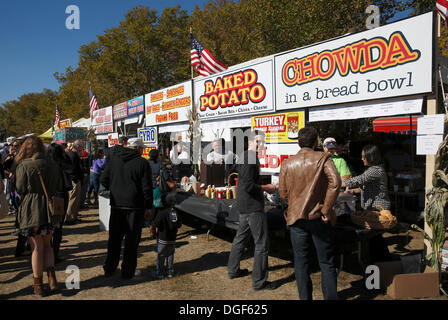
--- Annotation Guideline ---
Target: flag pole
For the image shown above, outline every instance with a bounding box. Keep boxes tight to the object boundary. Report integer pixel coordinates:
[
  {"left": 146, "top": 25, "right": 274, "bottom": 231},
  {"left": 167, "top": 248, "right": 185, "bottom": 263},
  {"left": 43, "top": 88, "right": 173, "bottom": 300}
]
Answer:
[{"left": 189, "top": 26, "right": 199, "bottom": 178}]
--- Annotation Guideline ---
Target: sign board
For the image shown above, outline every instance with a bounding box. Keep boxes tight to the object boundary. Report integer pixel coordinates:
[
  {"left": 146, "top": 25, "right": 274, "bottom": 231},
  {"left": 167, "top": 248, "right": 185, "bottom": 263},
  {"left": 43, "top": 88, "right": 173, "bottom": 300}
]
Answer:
[
  {"left": 92, "top": 106, "right": 113, "bottom": 134},
  {"left": 309, "top": 97, "right": 422, "bottom": 122},
  {"left": 252, "top": 111, "right": 304, "bottom": 143},
  {"left": 58, "top": 119, "right": 72, "bottom": 129},
  {"left": 145, "top": 81, "right": 192, "bottom": 126},
  {"left": 258, "top": 143, "right": 300, "bottom": 174},
  {"left": 107, "top": 133, "right": 119, "bottom": 147},
  {"left": 417, "top": 135, "right": 443, "bottom": 155},
  {"left": 127, "top": 96, "right": 145, "bottom": 117},
  {"left": 417, "top": 114, "right": 445, "bottom": 135},
  {"left": 113, "top": 102, "right": 127, "bottom": 120},
  {"left": 194, "top": 58, "right": 275, "bottom": 120},
  {"left": 275, "top": 12, "right": 433, "bottom": 111},
  {"left": 53, "top": 127, "right": 87, "bottom": 144},
  {"left": 137, "top": 127, "right": 158, "bottom": 147},
  {"left": 142, "top": 147, "right": 157, "bottom": 160}
]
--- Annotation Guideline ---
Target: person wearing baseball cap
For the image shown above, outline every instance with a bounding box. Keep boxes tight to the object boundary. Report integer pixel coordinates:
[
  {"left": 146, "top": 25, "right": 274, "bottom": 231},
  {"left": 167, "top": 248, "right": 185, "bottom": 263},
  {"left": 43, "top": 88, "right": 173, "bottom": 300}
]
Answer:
[
  {"left": 323, "top": 137, "right": 351, "bottom": 179},
  {"left": 100, "top": 136, "right": 153, "bottom": 279}
]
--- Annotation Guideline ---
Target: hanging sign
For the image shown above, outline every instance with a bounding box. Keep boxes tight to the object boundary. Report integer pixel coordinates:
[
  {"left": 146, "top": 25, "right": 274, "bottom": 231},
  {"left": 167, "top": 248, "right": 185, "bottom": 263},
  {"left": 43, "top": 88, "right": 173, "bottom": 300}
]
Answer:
[
  {"left": 194, "top": 59, "right": 275, "bottom": 120},
  {"left": 113, "top": 102, "right": 127, "bottom": 120},
  {"left": 252, "top": 111, "right": 304, "bottom": 143},
  {"left": 137, "top": 127, "right": 158, "bottom": 147},
  {"left": 258, "top": 143, "right": 300, "bottom": 174},
  {"left": 127, "top": 96, "right": 144, "bottom": 117},
  {"left": 92, "top": 106, "right": 113, "bottom": 134},
  {"left": 145, "top": 81, "right": 192, "bottom": 126},
  {"left": 275, "top": 12, "right": 433, "bottom": 111},
  {"left": 58, "top": 119, "right": 72, "bottom": 129},
  {"left": 107, "top": 133, "right": 119, "bottom": 147}
]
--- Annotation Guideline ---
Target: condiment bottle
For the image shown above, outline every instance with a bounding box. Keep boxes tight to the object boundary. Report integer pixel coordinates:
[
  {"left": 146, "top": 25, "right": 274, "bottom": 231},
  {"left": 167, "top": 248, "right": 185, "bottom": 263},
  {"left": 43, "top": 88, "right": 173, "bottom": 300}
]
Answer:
[
  {"left": 205, "top": 185, "right": 211, "bottom": 198},
  {"left": 226, "top": 187, "right": 232, "bottom": 199}
]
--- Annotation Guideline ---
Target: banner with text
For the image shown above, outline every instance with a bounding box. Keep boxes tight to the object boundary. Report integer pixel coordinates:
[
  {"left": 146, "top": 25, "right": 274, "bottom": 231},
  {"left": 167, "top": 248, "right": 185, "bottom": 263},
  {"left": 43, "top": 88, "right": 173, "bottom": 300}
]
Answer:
[
  {"left": 259, "top": 143, "right": 300, "bottom": 174},
  {"left": 252, "top": 111, "right": 304, "bottom": 143},
  {"left": 92, "top": 106, "right": 113, "bottom": 134},
  {"left": 137, "top": 127, "right": 158, "bottom": 148},
  {"left": 58, "top": 119, "right": 72, "bottom": 129},
  {"left": 275, "top": 12, "right": 433, "bottom": 111},
  {"left": 107, "top": 133, "right": 119, "bottom": 147},
  {"left": 194, "top": 59, "right": 275, "bottom": 120},
  {"left": 145, "top": 81, "right": 192, "bottom": 126},
  {"left": 113, "top": 102, "right": 127, "bottom": 120},
  {"left": 127, "top": 96, "right": 145, "bottom": 117}
]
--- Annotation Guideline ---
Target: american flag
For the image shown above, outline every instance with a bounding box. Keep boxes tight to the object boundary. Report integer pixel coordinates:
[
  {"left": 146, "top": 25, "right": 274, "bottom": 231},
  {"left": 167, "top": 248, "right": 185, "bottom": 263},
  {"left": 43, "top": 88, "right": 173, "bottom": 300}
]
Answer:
[
  {"left": 438, "top": 0, "right": 448, "bottom": 26},
  {"left": 190, "top": 33, "right": 227, "bottom": 77},
  {"left": 89, "top": 86, "right": 98, "bottom": 119},
  {"left": 54, "top": 104, "right": 60, "bottom": 128}
]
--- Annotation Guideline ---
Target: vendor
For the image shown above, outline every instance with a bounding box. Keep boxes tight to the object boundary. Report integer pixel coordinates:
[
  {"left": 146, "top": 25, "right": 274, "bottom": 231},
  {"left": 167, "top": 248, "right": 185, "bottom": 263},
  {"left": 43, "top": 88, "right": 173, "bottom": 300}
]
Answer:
[
  {"left": 323, "top": 137, "right": 351, "bottom": 179},
  {"left": 206, "top": 138, "right": 237, "bottom": 164},
  {"left": 341, "top": 144, "right": 392, "bottom": 263},
  {"left": 341, "top": 144, "right": 390, "bottom": 211}
]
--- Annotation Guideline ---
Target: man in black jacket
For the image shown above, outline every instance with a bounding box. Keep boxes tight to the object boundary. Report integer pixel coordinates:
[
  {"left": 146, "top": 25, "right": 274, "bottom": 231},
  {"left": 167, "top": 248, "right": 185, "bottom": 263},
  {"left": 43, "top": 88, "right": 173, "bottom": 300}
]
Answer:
[
  {"left": 65, "top": 140, "right": 84, "bottom": 224},
  {"left": 100, "top": 137, "right": 153, "bottom": 279},
  {"left": 227, "top": 130, "right": 277, "bottom": 291}
]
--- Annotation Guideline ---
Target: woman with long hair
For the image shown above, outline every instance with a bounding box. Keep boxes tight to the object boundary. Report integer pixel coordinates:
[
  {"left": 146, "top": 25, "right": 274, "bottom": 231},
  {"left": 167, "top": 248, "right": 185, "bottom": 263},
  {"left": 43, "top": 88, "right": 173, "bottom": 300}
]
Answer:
[
  {"left": 14, "top": 136, "right": 62, "bottom": 296},
  {"left": 46, "top": 143, "right": 72, "bottom": 263}
]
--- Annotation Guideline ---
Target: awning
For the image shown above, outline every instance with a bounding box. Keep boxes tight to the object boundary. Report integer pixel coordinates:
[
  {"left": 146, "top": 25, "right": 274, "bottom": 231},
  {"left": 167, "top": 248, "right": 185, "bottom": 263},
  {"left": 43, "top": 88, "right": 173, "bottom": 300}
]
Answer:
[
  {"left": 373, "top": 116, "right": 418, "bottom": 134},
  {"left": 39, "top": 128, "right": 53, "bottom": 144}
]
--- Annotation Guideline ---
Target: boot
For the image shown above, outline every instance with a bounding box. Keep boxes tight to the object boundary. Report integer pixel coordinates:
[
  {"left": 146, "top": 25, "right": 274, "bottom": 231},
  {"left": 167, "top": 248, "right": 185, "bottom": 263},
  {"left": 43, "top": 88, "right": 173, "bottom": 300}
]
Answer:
[
  {"left": 47, "top": 267, "right": 59, "bottom": 293},
  {"left": 33, "top": 276, "right": 46, "bottom": 297}
]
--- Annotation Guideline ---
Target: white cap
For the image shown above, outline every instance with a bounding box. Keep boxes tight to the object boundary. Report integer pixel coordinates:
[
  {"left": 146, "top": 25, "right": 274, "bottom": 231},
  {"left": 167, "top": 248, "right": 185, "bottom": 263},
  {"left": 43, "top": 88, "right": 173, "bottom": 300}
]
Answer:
[
  {"left": 323, "top": 137, "right": 337, "bottom": 149},
  {"left": 127, "top": 138, "right": 145, "bottom": 148}
]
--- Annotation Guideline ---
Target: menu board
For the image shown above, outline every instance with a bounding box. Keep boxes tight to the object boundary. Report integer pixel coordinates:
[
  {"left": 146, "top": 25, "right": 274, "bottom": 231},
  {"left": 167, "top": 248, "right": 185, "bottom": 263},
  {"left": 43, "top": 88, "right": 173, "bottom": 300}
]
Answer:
[
  {"left": 145, "top": 81, "right": 192, "bottom": 126},
  {"left": 252, "top": 111, "right": 304, "bottom": 143},
  {"left": 113, "top": 102, "right": 127, "bottom": 120}
]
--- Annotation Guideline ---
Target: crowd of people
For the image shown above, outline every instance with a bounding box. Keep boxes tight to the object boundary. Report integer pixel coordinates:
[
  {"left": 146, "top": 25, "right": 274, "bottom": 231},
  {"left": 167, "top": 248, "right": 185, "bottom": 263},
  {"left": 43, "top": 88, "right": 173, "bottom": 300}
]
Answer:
[{"left": 0, "top": 127, "right": 392, "bottom": 300}]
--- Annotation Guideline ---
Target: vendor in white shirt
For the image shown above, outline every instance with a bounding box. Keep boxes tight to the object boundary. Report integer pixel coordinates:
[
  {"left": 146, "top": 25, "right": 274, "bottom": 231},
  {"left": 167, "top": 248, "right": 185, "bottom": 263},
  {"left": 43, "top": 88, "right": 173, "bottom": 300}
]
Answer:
[
  {"left": 170, "top": 142, "right": 189, "bottom": 164},
  {"left": 206, "top": 139, "right": 236, "bottom": 164}
]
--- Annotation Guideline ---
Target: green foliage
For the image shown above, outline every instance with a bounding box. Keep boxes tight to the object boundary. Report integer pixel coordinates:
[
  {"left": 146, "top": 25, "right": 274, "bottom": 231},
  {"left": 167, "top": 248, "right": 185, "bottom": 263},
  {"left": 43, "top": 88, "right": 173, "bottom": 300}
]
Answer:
[{"left": 411, "top": 135, "right": 448, "bottom": 273}]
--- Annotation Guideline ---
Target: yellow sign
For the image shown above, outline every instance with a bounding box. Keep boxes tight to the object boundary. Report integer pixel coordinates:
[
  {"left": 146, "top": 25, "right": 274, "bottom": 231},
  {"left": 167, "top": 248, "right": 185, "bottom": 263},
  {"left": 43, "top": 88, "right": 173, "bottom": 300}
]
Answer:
[
  {"left": 141, "top": 147, "right": 156, "bottom": 160},
  {"left": 252, "top": 111, "right": 304, "bottom": 143},
  {"left": 58, "top": 119, "right": 72, "bottom": 129}
]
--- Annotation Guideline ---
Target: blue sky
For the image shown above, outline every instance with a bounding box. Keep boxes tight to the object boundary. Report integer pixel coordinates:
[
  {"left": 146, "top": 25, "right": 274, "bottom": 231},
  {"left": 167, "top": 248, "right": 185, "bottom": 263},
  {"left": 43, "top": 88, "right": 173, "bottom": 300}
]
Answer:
[
  {"left": 0, "top": 0, "right": 209, "bottom": 105},
  {"left": 0, "top": 1, "right": 412, "bottom": 106}
]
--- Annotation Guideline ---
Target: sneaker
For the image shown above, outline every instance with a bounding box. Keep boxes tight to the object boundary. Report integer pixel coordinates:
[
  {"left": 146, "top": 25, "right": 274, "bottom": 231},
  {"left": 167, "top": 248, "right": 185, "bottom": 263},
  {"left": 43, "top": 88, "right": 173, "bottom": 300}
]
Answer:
[
  {"left": 152, "top": 271, "right": 164, "bottom": 280},
  {"left": 228, "top": 268, "right": 249, "bottom": 279},
  {"left": 253, "top": 281, "right": 278, "bottom": 291}
]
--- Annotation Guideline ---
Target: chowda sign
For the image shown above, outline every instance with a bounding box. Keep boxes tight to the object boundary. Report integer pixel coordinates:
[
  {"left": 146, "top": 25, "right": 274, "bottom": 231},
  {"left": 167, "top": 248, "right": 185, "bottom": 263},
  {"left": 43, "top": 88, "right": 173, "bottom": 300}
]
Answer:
[
  {"left": 275, "top": 12, "right": 433, "bottom": 110},
  {"left": 194, "top": 59, "right": 274, "bottom": 120}
]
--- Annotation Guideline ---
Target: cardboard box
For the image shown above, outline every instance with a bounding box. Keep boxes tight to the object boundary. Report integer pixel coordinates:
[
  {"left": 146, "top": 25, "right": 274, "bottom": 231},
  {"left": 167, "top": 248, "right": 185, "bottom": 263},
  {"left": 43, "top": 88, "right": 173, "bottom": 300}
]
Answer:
[{"left": 376, "top": 260, "right": 440, "bottom": 299}]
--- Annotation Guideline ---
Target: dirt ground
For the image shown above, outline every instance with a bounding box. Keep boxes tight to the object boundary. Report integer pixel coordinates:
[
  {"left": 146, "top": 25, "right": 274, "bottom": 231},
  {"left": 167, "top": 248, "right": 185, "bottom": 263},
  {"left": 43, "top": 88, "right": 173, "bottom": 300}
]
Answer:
[{"left": 0, "top": 206, "right": 445, "bottom": 300}]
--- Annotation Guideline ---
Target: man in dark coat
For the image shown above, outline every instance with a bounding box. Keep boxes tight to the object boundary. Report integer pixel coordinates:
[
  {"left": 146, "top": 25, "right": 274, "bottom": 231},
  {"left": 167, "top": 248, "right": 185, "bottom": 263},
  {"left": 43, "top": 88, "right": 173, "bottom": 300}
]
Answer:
[
  {"left": 65, "top": 140, "right": 84, "bottom": 224},
  {"left": 100, "top": 137, "right": 153, "bottom": 279}
]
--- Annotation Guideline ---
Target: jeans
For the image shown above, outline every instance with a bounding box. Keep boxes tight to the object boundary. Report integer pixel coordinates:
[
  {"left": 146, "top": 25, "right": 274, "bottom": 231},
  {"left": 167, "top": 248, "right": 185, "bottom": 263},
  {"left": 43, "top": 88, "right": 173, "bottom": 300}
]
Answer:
[
  {"left": 103, "top": 208, "right": 144, "bottom": 279},
  {"left": 88, "top": 172, "right": 100, "bottom": 196},
  {"left": 227, "top": 211, "right": 269, "bottom": 289},
  {"left": 157, "top": 241, "right": 175, "bottom": 275},
  {"left": 289, "top": 219, "right": 338, "bottom": 300}
]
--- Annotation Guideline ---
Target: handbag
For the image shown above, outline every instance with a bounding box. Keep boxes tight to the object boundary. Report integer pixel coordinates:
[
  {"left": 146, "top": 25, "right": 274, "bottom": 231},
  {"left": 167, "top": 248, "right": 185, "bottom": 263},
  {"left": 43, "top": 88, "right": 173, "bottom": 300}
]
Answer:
[
  {"left": 159, "top": 167, "right": 175, "bottom": 194},
  {"left": 32, "top": 159, "right": 65, "bottom": 216}
]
